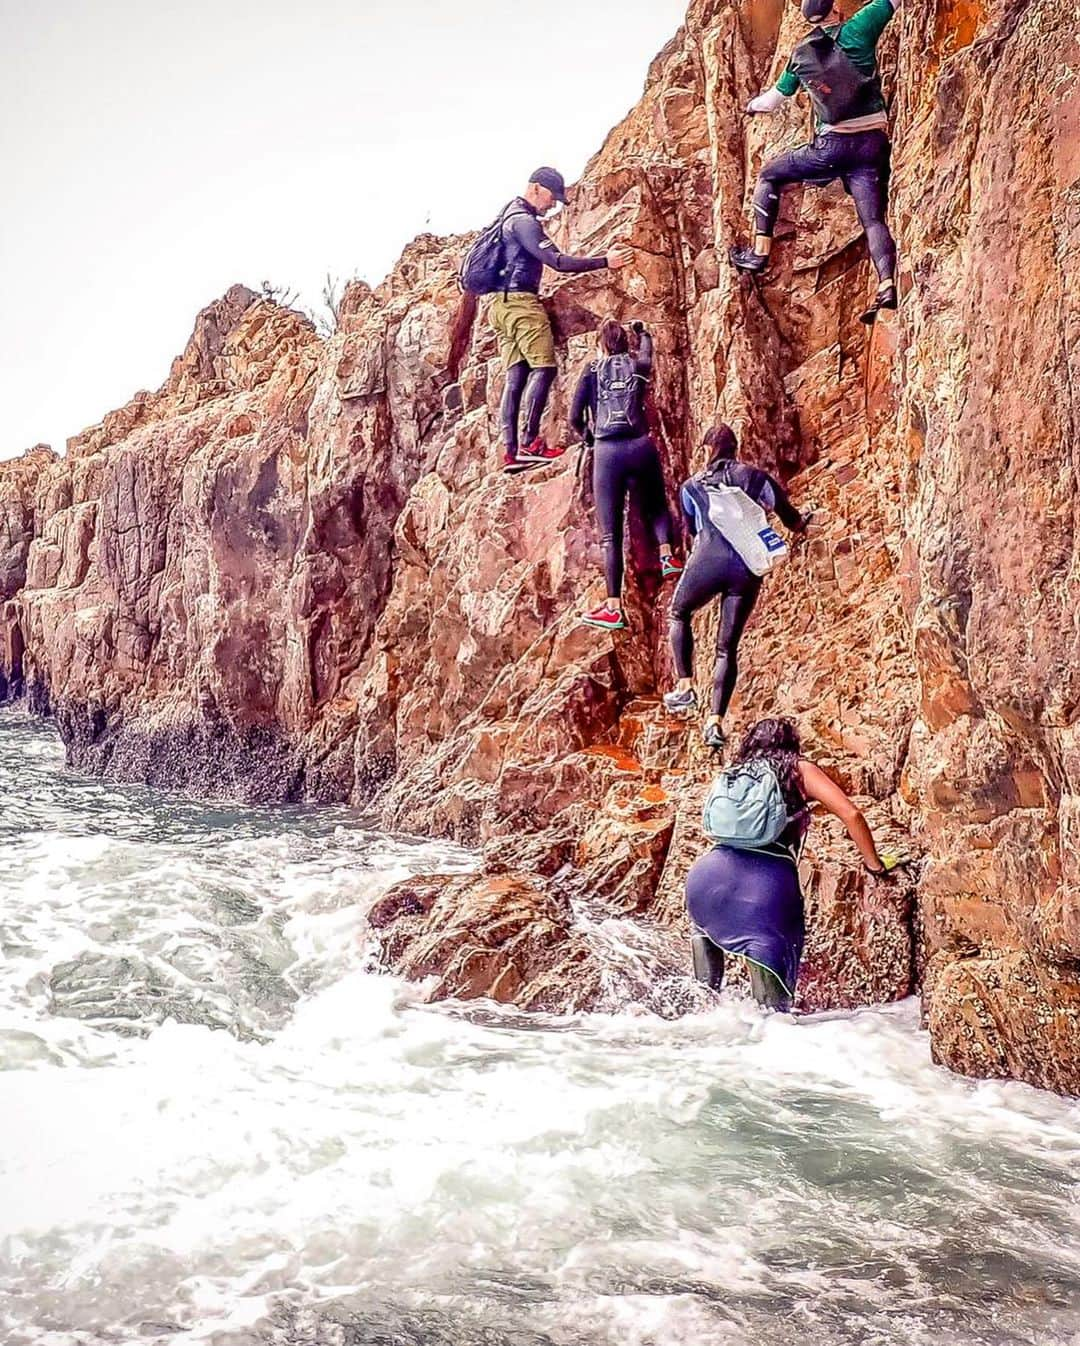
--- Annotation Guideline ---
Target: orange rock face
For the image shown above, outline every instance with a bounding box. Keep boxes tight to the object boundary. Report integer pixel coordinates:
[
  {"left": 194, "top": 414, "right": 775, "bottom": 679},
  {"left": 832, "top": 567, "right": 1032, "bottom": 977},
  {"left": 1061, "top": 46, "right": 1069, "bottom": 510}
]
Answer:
[{"left": 1, "top": 0, "right": 1077, "bottom": 1089}]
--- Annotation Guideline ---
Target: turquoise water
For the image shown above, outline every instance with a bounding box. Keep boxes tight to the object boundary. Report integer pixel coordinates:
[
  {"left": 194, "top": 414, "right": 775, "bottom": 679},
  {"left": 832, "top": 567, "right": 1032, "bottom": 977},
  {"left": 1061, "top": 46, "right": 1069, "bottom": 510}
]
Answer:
[{"left": 1, "top": 709, "right": 1078, "bottom": 1345}]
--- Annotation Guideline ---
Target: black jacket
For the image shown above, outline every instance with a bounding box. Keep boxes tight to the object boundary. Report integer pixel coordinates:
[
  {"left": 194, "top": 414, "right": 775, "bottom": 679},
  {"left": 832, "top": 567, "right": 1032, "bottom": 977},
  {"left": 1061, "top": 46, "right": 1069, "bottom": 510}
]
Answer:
[{"left": 499, "top": 198, "right": 608, "bottom": 294}]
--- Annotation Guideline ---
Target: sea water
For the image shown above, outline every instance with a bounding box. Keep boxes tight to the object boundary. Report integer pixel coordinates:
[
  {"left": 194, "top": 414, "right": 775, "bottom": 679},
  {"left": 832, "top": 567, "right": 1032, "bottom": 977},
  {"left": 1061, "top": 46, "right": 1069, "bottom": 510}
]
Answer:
[{"left": 1, "top": 708, "right": 1078, "bottom": 1346}]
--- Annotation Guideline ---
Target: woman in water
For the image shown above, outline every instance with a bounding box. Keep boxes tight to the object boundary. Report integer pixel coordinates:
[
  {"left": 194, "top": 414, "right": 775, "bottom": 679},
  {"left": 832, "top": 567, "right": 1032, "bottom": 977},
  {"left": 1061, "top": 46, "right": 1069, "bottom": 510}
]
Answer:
[
  {"left": 570, "top": 318, "right": 681, "bottom": 631},
  {"left": 663, "top": 425, "right": 806, "bottom": 749},
  {"left": 686, "top": 717, "right": 894, "bottom": 1011}
]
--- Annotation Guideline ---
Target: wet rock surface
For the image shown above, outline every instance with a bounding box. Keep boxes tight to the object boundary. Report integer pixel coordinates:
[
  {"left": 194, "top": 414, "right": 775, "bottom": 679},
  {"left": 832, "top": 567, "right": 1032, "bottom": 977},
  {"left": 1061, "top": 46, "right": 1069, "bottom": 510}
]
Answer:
[{"left": 2, "top": 0, "right": 1078, "bottom": 1090}]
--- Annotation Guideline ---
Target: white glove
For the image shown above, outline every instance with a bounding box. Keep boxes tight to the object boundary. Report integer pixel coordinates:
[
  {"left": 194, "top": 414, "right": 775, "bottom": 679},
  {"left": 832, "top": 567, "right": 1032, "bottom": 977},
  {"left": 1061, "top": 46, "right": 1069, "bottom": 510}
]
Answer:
[{"left": 746, "top": 87, "right": 786, "bottom": 115}]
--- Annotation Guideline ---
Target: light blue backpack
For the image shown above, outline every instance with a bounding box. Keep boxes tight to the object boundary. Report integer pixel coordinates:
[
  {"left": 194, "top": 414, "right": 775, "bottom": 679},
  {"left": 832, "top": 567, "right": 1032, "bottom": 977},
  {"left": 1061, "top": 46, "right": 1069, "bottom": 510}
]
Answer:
[{"left": 703, "top": 759, "right": 789, "bottom": 849}]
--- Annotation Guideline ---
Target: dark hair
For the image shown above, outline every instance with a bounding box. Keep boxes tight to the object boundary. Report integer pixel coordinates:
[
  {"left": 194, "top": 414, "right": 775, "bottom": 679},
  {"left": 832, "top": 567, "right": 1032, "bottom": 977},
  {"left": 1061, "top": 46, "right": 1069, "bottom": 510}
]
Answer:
[
  {"left": 702, "top": 423, "right": 738, "bottom": 475},
  {"left": 734, "top": 717, "right": 807, "bottom": 819},
  {"left": 598, "top": 318, "right": 629, "bottom": 355}
]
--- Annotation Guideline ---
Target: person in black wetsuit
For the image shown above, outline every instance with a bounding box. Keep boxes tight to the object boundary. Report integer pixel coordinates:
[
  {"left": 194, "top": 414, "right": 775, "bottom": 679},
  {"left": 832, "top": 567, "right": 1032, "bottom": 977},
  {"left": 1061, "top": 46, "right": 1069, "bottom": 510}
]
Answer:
[
  {"left": 489, "top": 168, "right": 634, "bottom": 473},
  {"left": 686, "top": 717, "right": 894, "bottom": 1010},
  {"left": 569, "top": 318, "right": 682, "bottom": 631},
  {"left": 663, "top": 425, "right": 806, "bottom": 749},
  {"left": 730, "top": 0, "right": 900, "bottom": 325}
]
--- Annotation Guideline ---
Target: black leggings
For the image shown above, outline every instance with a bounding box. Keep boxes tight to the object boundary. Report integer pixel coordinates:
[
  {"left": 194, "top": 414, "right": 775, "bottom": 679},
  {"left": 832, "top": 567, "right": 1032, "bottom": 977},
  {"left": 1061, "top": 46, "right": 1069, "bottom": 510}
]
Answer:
[
  {"left": 669, "top": 542, "right": 761, "bottom": 717},
  {"left": 691, "top": 934, "right": 792, "bottom": 1012},
  {"left": 593, "top": 435, "right": 673, "bottom": 598},
  {"left": 500, "top": 362, "right": 556, "bottom": 453},
  {"left": 752, "top": 129, "right": 896, "bottom": 282}
]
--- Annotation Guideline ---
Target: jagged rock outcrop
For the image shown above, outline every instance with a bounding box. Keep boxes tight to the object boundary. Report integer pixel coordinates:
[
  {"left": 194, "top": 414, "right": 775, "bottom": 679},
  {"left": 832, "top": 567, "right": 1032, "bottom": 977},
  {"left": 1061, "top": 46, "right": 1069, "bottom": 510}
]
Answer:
[
  {"left": 1, "top": 0, "right": 1078, "bottom": 1091},
  {"left": 0, "top": 444, "right": 56, "bottom": 700}
]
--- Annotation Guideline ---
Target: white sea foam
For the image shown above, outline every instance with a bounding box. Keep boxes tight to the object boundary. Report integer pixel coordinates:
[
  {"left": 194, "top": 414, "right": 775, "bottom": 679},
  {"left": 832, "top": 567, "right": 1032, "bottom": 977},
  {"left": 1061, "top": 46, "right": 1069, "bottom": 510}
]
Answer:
[{"left": 1, "top": 708, "right": 1078, "bottom": 1346}]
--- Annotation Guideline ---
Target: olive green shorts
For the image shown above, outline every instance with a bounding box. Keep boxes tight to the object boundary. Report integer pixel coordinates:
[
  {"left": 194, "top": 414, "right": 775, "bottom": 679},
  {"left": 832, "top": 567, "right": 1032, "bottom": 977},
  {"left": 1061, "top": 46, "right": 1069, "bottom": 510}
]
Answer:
[{"left": 488, "top": 292, "right": 557, "bottom": 370}]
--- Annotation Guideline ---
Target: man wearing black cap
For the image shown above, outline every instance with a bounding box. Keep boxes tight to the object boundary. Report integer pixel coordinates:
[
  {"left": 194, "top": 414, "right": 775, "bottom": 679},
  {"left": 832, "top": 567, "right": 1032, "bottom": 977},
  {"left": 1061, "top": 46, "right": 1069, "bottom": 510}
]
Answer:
[
  {"left": 730, "top": 0, "right": 899, "bottom": 325},
  {"left": 490, "top": 167, "right": 633, "bottom": 472}
]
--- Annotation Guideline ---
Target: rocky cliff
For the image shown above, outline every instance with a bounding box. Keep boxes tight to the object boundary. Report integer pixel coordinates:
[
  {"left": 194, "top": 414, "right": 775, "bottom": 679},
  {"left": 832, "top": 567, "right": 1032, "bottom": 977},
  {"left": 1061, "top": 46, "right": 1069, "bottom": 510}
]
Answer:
[{"left": 2, "top": 0, "right": 1078, "bottom": 1092}]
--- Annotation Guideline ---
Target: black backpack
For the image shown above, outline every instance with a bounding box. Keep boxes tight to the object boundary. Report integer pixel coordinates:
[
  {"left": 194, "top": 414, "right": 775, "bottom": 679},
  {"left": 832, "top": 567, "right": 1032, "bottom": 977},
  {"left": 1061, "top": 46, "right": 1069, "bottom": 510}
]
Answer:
[
  {"left": 593, "top": 354, "right": 644, "bottom": 439},
  {"left": 788, "top": 28, "right": 884, "bottom": 125},
  {"left": 460, "top": 202, "right": 530, "bottom": 295}
]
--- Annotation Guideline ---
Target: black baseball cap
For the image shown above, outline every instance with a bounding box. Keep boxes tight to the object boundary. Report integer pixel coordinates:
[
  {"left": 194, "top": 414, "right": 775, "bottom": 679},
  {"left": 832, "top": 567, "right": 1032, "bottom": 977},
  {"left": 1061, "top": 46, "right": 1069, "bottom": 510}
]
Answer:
[
  {"left": 529, "top": 166, "right": 568, "bottom": 204},
  {"left": 801, "top": 0, "right": 833, "bottom": 18}
]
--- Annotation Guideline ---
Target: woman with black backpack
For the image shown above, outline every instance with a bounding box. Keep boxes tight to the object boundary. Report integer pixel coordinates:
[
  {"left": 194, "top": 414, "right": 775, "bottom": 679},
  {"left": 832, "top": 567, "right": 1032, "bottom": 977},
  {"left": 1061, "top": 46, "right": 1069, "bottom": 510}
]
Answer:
[
  {"left": 663, "top": 425, "right": 807, "bottom": 750},
  {"left": 687, "top": 717, "right": 896, "bottom": 1011},
  {"left": 569, "top": 319, "right": 681, "bottom": 631}
]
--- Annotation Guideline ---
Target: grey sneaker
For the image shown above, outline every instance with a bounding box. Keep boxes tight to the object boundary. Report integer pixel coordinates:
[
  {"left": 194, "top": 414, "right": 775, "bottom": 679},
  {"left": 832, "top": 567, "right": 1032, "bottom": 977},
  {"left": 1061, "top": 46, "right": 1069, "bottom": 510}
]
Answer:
[
  {"left": 730, "top": 244, "right": 769, "bottom": 274},
  {"left": 859, "top": 281, "right": 898, "bottom": 326},
  {"left": 702, "top": 721, "right": 726, "bottom": 751},
  {"left": 663, "top": 688, "right": 698, "bottom": 715}
]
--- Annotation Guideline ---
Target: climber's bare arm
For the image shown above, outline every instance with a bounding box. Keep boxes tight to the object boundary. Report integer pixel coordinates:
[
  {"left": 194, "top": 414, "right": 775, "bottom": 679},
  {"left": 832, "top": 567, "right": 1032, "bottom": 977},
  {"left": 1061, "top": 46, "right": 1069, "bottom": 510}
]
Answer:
[{"left": 797, "top": 760, "right": 885, "bottom": 870}]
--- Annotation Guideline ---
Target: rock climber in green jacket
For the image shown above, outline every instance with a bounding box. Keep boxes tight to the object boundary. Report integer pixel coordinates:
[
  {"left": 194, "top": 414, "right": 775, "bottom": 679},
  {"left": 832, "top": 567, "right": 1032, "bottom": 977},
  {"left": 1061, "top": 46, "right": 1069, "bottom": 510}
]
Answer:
[{"left": 730, "top": 0, "right": 900, "bottom": 325}]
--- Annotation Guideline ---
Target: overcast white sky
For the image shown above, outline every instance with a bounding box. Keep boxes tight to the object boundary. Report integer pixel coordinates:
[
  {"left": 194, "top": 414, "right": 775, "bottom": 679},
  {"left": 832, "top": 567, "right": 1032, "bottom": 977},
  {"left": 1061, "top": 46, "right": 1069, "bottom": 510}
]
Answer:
[{"left": 0, "top": 0, "right": 687, "bottom": 459}]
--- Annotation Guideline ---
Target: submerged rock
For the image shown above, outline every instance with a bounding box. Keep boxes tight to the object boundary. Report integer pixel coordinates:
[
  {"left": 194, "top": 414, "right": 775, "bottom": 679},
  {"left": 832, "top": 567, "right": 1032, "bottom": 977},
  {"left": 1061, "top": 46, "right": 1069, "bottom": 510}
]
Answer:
[
  {"left": 368, "top": 873, "right": 606, "bottom": 1012},
  {"left": 1, "top": 0, "right": 1078, "bottom": 1090}
]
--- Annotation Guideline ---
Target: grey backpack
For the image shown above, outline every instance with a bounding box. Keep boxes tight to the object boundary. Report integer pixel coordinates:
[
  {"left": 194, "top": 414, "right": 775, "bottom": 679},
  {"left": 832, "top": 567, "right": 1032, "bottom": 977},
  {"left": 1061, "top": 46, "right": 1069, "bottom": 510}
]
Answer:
[
  {"left": 703, "top": 760, "right": 789, "bottom": 849},
  {"left": 593, "top": 353, "right": 643, "bottom": 438},
  {"left": 460, "top": 203, "right": 529, "bottom": 294}
]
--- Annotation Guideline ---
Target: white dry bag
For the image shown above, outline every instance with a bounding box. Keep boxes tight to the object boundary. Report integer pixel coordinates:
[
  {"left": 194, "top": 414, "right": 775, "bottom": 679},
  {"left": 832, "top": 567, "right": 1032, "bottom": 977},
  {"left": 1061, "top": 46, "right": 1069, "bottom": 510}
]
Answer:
[{"left": 705, "top": 483, "right": 789, "bottom": 576}]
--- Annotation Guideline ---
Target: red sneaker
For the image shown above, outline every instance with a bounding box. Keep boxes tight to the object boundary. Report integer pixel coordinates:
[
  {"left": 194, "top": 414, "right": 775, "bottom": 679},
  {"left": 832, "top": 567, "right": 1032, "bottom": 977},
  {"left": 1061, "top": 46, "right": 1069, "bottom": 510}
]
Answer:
[
  {"left": 517, "top": 438, "right": 566, "bottom": 463},
  {"left": 580, "top": 604, "right": 627, "bottom": 631},
  {"left": 661, "top": 554, "right": 684, "bottom": 579}
]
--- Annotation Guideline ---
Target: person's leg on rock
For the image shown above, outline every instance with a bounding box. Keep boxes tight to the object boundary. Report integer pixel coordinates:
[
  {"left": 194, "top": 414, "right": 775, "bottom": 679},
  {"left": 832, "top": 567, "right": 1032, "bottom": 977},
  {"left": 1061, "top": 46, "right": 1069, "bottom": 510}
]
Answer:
[
  {"left": 703, "top": 584, "right": 761, "bottom": 750},
  {"left": 490, "top": 293, "right": 526, "bottom": 470},
  {"left": 581, "top": 442, "right": 631, "bottom": 630},
  {"left": 664, "top": 552, "right": 720, "bottom": 716},
  {"left": 748, "top": 962, "right": 793, "bottom": 1012},
  {"left": 499, "top": 362, "right": 529, "bottom": 469},
  {"left": 692, "top": 932, "right": 726, "bottom": 993},
  {"left": 503, "top": 294, "right": 563, "bottom": 463},
  {"left": 490, "top": 293, "right": 533, "bottom": 471},
  {"left": 730, "top": 140, "right": 836, "bottom": 274},
  {"left": 632, "top": 437, "right": 682, "bottom": 578},
  {"left": 668, "top": 589, "right": 696, "bottom": 696},
  {"left": 844, "top": 132, "right": 898, "bottom": 324},
  {"left": 490, "top": 293, "right": 564, "bottom": 469},
  {"left": 518, "top": 366, "right": 557, "bottom": 458}
]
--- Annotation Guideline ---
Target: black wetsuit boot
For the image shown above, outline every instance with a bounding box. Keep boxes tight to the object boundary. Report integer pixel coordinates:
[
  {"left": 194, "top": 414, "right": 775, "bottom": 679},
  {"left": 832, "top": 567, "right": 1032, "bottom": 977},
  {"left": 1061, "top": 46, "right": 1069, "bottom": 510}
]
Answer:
[
  {"left": 748, "top": 964, "right": 794, "bottom": 1012},
  {"left": 691, "top": 934, "right": 726, "bottom": 992},
  {"left": 500, "top": 361, "right": 529, "bottom": 465},
  {"left": 730, "top": 246, "right": 769, "bottom": 273},
  {"left": 859, "top": 281, "right": 897, "bottom": 325},
  {"left": 520, "top": 367, "right": 557, "bottom": 447}
]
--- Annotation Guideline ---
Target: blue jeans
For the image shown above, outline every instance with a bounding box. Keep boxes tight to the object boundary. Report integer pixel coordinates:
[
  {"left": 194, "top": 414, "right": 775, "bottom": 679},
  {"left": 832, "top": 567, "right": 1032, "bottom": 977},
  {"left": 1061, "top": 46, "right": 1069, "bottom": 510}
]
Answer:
[{"left": 752, "top": 129, "right": 896, "bottom": 281}]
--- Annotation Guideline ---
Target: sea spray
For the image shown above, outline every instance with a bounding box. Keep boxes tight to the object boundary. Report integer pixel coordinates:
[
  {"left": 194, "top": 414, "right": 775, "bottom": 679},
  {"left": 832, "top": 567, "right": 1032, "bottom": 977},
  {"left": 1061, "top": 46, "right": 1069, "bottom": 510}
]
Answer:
[{"left": 1, "top": 710, "right": 1078, "bottom": 1346}]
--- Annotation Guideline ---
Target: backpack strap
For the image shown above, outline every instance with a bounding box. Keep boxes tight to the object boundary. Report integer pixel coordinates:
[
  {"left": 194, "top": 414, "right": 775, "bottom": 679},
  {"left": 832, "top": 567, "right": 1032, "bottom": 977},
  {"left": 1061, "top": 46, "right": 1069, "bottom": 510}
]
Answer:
[
  {"left": 702, "top": 460, "right": 731, "bottom": 490},
  {"left": 704, "top": 461, "right": 767, "bottom": 503},
  {"left": 743, "top": 465, "right": 769, "bottom": 503}
]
